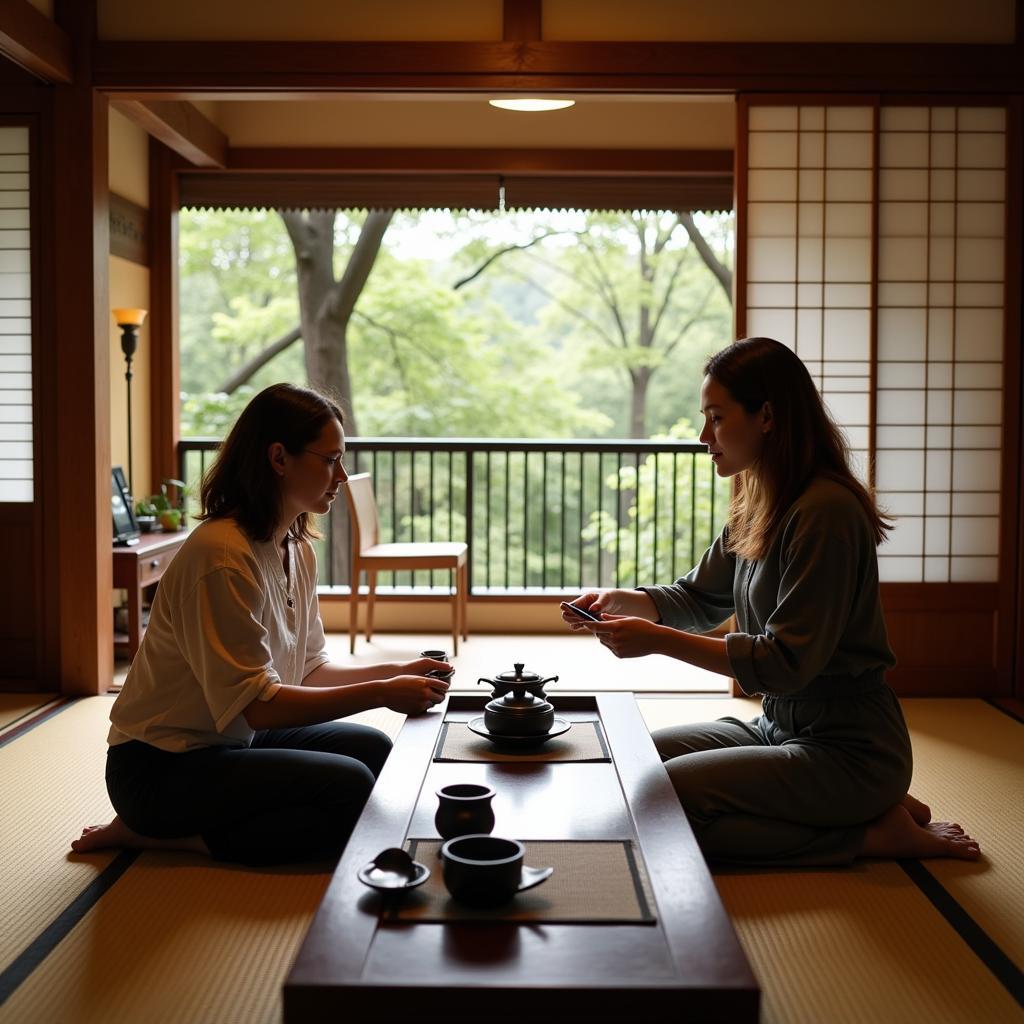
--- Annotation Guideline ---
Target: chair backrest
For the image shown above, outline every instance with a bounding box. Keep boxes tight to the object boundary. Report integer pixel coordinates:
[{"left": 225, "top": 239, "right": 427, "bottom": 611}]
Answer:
[{"left": 343, "top": 473, "right": 380, "bottom": 555}]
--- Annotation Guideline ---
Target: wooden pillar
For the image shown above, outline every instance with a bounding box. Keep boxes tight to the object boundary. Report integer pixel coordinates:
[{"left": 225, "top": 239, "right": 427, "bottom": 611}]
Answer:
[
  {"left": 52, "top": 0, "right": 111, "bottom": 694},
  {"left": 148, "top": 138, "right": 180, "bottom": 485}
]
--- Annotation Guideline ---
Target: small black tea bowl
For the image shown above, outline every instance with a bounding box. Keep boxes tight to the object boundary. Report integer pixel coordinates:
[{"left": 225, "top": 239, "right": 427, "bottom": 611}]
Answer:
[
  {"left": 441, "top": 835, "right": 525, "bottom": 908},
  {"left": 435, "top": 783, "right": 496, "bottom": 841},
  {"left": 421, "top": 649, "right": 455, "bottom": 682}
]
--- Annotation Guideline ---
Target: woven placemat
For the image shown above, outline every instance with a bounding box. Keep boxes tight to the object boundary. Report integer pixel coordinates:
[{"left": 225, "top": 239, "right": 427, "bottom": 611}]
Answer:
[
  {"left": 387, "top": 840, "right": 656, "bottom": 924},
  {"left": 433, "top": 721, "right": 610, "bottom": 763}
]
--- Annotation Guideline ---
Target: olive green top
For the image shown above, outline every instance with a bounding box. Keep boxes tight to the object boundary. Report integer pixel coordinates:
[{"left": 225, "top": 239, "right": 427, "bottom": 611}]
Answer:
[{"left": 641, "top": 477, "right": 896, "bottom": 699}]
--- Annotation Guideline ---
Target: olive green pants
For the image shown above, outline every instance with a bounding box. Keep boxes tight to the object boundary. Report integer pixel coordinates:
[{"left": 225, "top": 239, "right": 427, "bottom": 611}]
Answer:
[{"left": 651, "top": 683, "right": 913, "bottom": 866}]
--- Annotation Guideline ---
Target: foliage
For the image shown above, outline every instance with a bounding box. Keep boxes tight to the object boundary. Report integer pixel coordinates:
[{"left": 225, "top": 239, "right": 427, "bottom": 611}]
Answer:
[
  {"left": 179, "top": 209, "right": 300, "bottom": 398},
  {"left": 447, "top": 210, "right": 734, "bottom": 437},
  {"left": 581, "top": 418, "right": 732, "bottom": 585},
  {"left": 135, "top": 477, "right": 188, "bottom": 516}
]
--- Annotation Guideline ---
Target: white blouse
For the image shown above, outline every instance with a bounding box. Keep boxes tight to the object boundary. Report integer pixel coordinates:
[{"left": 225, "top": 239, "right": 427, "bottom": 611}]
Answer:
[{"left": 108, "top": 517, "right": 330, "bottom": 752}]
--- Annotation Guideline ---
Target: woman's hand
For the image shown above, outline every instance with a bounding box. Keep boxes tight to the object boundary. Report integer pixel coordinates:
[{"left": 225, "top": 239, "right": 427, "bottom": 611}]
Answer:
[
  {"left": 399, "top": 656, "right": 452, "bottom": 679},
  {"left": 586, "top": 614, "right": 669, "bottom": 659},
  {"left": 560, "top": 589, "right": 659, "bottom": 631},
  {"left": 379, "top": 673, "right": 450, "bottom": 715}
]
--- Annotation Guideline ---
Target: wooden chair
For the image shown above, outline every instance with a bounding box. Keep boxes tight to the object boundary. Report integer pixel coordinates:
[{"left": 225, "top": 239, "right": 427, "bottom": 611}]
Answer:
[{"left": 343, "top": 473, "right": 469, "bottom": 654}]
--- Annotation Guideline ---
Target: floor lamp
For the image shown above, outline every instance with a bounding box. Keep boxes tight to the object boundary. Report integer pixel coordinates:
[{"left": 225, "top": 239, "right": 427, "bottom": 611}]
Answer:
[{"left": 112, "top": 308, "right": 147, "bottom": 499}]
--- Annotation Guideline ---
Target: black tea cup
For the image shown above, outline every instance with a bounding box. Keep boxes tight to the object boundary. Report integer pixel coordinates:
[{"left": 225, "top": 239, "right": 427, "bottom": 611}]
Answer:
[
  {"left": 421, "top": 649, "right": 454, "bottom": 681},
  {"left": 440, "top": 835, "right": 524, "bottom": 908}
]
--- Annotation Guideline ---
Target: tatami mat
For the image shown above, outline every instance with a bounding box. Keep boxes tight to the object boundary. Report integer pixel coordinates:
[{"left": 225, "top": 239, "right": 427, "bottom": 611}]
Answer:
[
  {"left": 325, "top": 631, "right": 733, "bottom": 692},
  {"left": 0, "top": 854, "right": 331, "bottom": 1024},
  {"left": 637, "top": 694, "right": 763, "bottom": 733},
  {"left": 0, "top": 694, "right": 56, "bottom": 733},
  {"left": 344, "top": 704, "right": 406, "bottom": 741},
  {"left": 0, "top": 697, "right": 118, "bottom": 974},
  {"left": 0, "top": 699, "right": 399, "bottom": 1024},
  {"left": 901, "top": 700, "right": 1024, "bottom": 971},
  {"left": 715, "top": 864, "right": 1023, "bottom": 1024}
]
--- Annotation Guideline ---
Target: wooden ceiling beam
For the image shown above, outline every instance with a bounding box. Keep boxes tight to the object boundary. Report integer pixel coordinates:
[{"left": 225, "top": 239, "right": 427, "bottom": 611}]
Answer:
[
  {"left": 92, "top": 40, "right": 1024, "bottom": 95},
  {"left": 111, "top": 99, "right": 227, "bottom": 168},
  {"left": 0, "top": 0, "right": 72, "bottom": 83},
  {"left": 221, "top": 147, "right": 733, "bottom": 175}
]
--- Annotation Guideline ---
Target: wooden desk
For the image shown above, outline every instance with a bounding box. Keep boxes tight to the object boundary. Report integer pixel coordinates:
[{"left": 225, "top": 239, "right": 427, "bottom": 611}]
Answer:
[
  {"left": 112, "top": 530, "right": 188, "bottom": 661},
  {"left": 284, "top": 693, "right": 759, "bottom": 1022}
]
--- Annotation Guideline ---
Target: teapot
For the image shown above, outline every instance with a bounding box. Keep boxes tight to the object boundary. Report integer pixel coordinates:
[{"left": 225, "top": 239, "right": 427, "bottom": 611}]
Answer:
[{"left": 477, "top": 662, "right": 559, "bottom": 736}]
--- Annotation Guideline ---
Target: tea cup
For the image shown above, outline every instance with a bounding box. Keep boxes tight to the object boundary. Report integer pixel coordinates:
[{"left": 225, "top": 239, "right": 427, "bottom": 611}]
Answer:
[{"left": 440, "top": 835, "right": 551, "bottom": 907}]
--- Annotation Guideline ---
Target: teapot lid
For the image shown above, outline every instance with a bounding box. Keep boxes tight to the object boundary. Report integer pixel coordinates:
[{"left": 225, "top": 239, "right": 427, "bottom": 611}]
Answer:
[{"left": 493, "top": 662, "right": 543, "bottom": 683}]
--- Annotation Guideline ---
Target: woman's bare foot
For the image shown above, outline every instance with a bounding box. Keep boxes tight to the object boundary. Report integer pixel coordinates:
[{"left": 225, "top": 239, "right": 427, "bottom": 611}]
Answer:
[
  {"left": 70, "top": 816, "right": 208, "bottom": 855},
  {"left": 901, "top": 792, "right": 932, "bottom": 826},
  {"left": 859, "top": 804, "right": 980, "bottom": 860}
]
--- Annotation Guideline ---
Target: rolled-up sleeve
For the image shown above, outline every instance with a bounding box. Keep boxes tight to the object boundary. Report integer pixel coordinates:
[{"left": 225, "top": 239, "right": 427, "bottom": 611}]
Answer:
[
  {"left": 726, "top": 512, "right": 860, "bottom": 697},
  {"left": 639, "top": 528, "right": 737, "bottom": 633},
  {"left": 177, "top": 567, "right": 282, "bottom": 733}
]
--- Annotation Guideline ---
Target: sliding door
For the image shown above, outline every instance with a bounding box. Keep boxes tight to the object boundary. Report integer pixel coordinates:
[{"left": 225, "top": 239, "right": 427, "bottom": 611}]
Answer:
[{"left": 737, "top": 97, "right": 1020, "bottom": 694}]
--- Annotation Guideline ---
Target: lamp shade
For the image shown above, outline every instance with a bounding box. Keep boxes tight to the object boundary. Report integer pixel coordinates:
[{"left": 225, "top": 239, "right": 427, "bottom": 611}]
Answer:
[
  {"left": 488, "top": 99, "right": 575, "bottom": 112},
  {"left": 112, "top": 308, "right": 148, "bottom": 327}
]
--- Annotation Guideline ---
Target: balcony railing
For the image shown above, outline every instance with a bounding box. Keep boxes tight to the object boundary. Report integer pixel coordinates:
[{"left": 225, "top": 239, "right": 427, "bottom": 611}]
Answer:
[{"left": 179, "top": 437, "right": 730, "bottom": 595}]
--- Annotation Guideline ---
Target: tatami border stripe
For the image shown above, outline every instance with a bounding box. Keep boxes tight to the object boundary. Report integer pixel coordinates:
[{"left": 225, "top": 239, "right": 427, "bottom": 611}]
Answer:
[
  {"left": 985, "top": 698, "right": 1024, "bottom": 726},
  {"left": 899, "top": 858, "right": 1024, "bottom": 1007},
  {"left": 0, "top": 697, "right": 77, "bottom": 749},
  {"left": 0, "top": 850, "right": 141, "bottom": 1007},
  {"left": 0, "top": 697, "right": 57, "bottom": 738}
]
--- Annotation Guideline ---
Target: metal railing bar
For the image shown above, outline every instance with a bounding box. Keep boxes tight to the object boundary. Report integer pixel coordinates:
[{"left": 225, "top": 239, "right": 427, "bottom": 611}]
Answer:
[
  {"left": 671, "top": 453, "right": 679, "bottom": 581},
  {"left": 634, "top": 451, "right": 641, "bottom": 589},
  {"left": 541, "top": 450, "right": 548, "bottom": 587},
  {"left": 577, "top": 451, "right": 584, "bottom": 591},
  {"left": 522, "top": 451, "right": 529, "bottom": 589},
  {"left": 615, "top": 451, "right": 622, "bottom": 588}
]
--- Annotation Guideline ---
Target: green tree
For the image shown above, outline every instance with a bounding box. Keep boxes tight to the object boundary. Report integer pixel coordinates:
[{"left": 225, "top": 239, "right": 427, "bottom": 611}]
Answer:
[
  {"left": 453, "top": 210, "right": 734, "bottom": 438},
  {"left": 582, "top": 417, "right": 732, "bottom": 587}
]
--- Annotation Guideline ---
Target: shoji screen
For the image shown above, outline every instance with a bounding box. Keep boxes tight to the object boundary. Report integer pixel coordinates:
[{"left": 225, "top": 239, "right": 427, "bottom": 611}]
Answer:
[
  {"left": 0, "top": 126, "right": 31, "bottom": 502},
  {"left": 742, "top": 101, "right": 1008, "bottom": 585},
  {"left": 876, "top": 107, "right": 1005, "bottom": 583},
  {"left": 745, "top": 105, "right": 874, "bottom": 485}
]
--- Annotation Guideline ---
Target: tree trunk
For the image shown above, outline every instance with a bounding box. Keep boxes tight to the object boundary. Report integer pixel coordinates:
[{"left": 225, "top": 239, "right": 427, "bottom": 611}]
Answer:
[
  {"left": 630, "top": 368, "right": 651, "bottom": 439},
  {"left": 315, "top": 209, "right": 393, "bottom": 431},
  {"left": 633, "top": 218, "right": 655, "bottom": 438},
  {"left": 278, "top": 208, "right": 394, "bottom": 589}
]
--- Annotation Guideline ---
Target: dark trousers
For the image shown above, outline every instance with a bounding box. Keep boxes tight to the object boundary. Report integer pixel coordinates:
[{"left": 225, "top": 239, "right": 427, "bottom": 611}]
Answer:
[
  {"left": 106, "top": 721, "right": 393, "bottom": 865},
  {"left": 651, "top": 685, "right": 913, "bottom": 866}
]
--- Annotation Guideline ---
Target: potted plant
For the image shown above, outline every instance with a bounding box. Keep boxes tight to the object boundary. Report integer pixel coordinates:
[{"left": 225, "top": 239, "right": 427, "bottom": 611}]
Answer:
[{"left": 135, "top": 478, "right": 188, "bottom": 532}]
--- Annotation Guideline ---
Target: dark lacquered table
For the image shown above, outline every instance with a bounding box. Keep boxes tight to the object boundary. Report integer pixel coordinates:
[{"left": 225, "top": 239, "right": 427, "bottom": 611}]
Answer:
[{"left": 284, "top": 693, "right": 759, "bottom": 1023}]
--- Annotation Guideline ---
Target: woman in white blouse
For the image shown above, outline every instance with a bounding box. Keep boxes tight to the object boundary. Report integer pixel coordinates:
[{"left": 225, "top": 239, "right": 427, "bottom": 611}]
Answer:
[{"left": 72, "top": 384, "right": 450, "bottom": 865}]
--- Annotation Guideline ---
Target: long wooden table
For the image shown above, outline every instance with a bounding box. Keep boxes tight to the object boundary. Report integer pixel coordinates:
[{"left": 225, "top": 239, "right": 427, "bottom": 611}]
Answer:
[{"left": 284, "top": 693, "right": 759, "bottom": 1022}]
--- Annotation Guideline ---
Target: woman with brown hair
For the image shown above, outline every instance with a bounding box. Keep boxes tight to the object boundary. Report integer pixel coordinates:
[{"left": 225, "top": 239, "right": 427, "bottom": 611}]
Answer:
[
  {"left": 563, "top": 338, "right": 979, "bottom": 866},
  {"left": 73, "top": 383, "right": 450, "bottom": 865}
]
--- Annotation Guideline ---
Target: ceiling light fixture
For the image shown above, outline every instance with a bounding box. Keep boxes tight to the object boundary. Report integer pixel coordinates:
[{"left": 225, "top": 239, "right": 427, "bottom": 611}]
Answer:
[{"left": 488, "top": 98, "right": 575, "bottom": 112}]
